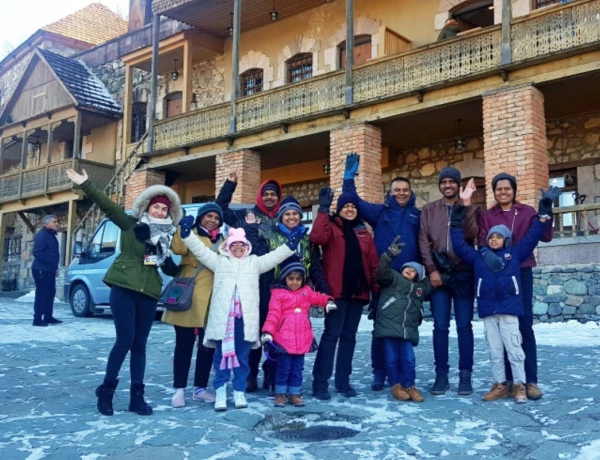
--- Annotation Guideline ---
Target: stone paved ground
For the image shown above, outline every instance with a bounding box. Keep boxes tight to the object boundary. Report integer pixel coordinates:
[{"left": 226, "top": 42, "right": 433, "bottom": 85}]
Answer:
[{"left": 1, "top": 299, "right": 600, "bottom": 460}]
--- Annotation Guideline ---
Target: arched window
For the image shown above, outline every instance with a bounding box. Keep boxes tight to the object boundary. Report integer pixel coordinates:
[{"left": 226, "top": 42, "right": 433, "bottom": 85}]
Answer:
[
  {"left": 339, "top": 35, "right": 372, "bottom": 69},
  {"left": 240, "top": 68, "right": 263, "bottom": 96},
  {"left": 164, "top": 91, "right": 182, "bottom": 118},
  {"left": 287, "top": 53, "right": 313, "bottom": 83}
]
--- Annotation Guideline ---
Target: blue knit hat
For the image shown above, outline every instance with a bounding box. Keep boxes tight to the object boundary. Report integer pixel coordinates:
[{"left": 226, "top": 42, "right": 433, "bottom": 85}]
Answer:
[
  {"left": 196, "top": 202, "right": 223, "bottom": 226},
  {"left": 336, "top": 192, "right": 360, "bottom": 214},
  {"left": 277, "top": 196, "right": 303, "bottom": 221},
  {"left": 487, "top": 224, "right": 512, "bottom": 247},
  {"left": 401, "top": 262, "right": 425, "bottom": 282},
  {"left": 438, "top": 167, "right": 461, "bottom": 186},
  {"left": 278, "top": 256, "right": 306, "bottom": 282}
]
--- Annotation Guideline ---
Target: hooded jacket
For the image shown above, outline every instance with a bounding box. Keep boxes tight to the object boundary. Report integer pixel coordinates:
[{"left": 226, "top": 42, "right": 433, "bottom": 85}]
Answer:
[
  {"left": 342, "top": 178, "right": 421, "bottom": 269},
  {"left": 79, "top": 180, "right": 182, "bottom": 300}
]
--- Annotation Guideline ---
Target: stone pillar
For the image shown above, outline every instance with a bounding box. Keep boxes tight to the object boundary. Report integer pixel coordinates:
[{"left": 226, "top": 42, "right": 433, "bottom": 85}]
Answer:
[
  {"left": 215, "top": 149, "right": 261, "bottom": 204},
  {"left": 483, "top": 84, "right": 548, "bottom": 208},
  {"left": 330, "top": 123, "right": 383, "bottom": 204},
  {"left": 124, "top": 169, "right": 166, "bottom": 210}
]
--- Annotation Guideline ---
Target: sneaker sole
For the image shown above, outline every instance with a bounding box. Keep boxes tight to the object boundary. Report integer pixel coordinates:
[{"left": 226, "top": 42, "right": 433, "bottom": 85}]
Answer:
[
  {"left": 235, "top": 404, "right": 248, "bottom": 409},
  {"left": 215, "top": 407, "right": 227, "bottom": 412}
]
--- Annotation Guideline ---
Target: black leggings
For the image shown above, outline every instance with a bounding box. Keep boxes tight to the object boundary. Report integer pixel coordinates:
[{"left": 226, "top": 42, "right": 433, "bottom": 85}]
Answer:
[
  {"left": 104, "top": 286, "right": 157, "bottom": 385},
  {"left": 173, "top": 326, "right": 215, "bottom": 388}
]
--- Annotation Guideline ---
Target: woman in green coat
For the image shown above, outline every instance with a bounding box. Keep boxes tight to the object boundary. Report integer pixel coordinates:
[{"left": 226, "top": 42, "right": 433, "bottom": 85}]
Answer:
[{"left": 66, "top": 169, "right": 182, "bottom": 417}]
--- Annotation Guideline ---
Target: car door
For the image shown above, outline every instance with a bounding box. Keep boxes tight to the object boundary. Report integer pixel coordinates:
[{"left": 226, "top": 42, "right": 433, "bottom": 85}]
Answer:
[{"left": 82, "top": 220, "right": 121, "bottom": 305}]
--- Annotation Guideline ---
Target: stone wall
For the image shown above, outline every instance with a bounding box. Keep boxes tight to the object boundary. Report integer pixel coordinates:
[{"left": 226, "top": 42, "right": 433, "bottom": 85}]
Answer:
[
  {"left": 547, "top": 113, "right": 600, "bottom": 165},
  {"left": 532, "top": 264, "right": 600, "bottom": 323},
  {"left": 283, "top": 179, "right": 328, "bottom": 207},
  {"left": 190, "top": 56, "right": 226, "bottom": 110}
]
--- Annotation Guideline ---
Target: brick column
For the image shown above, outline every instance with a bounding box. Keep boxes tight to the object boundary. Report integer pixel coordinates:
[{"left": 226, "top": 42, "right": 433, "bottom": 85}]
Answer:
[
  {"left": 215, "top": 149, "right": 261, "bottom": 204},
  {"left": 330, "top": 123, "right": 383, "bottom": 205},
  {"left": 125, "top": 169, "right": 166, "bottom": 209},
  {"left": 483, "top": 84, "right": 548, "bottom": 208}
]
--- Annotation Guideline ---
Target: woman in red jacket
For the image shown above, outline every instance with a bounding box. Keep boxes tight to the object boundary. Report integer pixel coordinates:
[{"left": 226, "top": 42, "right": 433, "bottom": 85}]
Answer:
[{"left": 310, "top": 188, "right": 379, "bottom": 399}]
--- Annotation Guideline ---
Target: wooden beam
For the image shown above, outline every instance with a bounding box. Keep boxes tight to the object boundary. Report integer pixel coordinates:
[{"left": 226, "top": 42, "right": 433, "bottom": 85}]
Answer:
[
  {"left": 345, "top": 0, "right": 355, "bottom": 105},
  {"left": 147, "top": 13, "right": 160, "bottom": 154},
  {"left": 20, "top": 129, "right": 28, "bottom": 168},
  {"left": 17, "top": 211, "right": 35, "bottom": 233},
  {"left": 72, "top": 111, "right": 82, "bottom": 159},
  {"left": 0, "top": 136, "right": 4, "bottom": 174},
  {"left": 230, "top": 0, "right": 242, "bottom": 134},
  {"left": 182, "top": 41, "right": 193, "bottom": 114},
  {"left": 123, "top": 64, "right": 134, "bottom": 155},
  {"left": 0, "top": 212, "right": 7, "bottom": 276},
  {"left": 65, "top": 199, "right": 77, "bottom": 263},
  {"left": 46, "top": 121, "right": 53, "bottom": 164},
  {"left": 501, "top": 0, "right": 512, "bottom": 65}
]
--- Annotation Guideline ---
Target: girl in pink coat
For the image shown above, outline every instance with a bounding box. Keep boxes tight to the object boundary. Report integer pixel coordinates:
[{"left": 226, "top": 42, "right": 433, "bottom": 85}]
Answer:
[{"left": 261, "top": 257, "right": 336, "bottom": 407}]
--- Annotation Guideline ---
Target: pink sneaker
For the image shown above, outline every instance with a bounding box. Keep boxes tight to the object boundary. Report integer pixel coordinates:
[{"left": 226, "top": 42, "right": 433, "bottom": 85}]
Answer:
[{"left": 193, "top": 388, "right": 216, "bottom": 403}]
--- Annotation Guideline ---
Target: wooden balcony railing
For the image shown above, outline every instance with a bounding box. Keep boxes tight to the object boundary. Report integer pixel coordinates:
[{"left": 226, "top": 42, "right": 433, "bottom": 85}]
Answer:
[
  {"left": 150, "top": 0, "right": 600, "bottom": 153},
  {"left": 553, "top": 203, "right": 600, "bottom": 237},
  {"left": 0, "top": 159, "right": 114, "bottom": 204}
]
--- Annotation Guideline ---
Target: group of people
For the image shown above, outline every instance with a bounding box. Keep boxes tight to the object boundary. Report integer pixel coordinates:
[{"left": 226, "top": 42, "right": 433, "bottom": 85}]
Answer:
[{"left": 54, "top": 152, "right": 558, "bottom": 416}]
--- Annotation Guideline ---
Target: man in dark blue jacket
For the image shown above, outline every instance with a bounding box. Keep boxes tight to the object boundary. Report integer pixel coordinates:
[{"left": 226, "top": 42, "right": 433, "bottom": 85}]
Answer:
[
  {"left": 341, "top": 153, "right": 421, "bottom": 391},
  {"left": 32, "top": 215, "right": 61, "bottom": 326}
]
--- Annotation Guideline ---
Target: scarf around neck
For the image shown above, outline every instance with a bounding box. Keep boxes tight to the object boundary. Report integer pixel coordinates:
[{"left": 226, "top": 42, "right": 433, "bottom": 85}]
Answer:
[
  {"left": 139, "top": 213, "right": 176, "bottom": 265},
  {"left": 340, "top": 217, "right": 369, "bottom": 298}
]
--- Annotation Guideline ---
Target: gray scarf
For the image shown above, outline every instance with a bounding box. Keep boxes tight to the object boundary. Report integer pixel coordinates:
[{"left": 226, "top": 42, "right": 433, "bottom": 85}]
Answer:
[{"left": 139, "top": 213, "right": 176, "bottom": 265}]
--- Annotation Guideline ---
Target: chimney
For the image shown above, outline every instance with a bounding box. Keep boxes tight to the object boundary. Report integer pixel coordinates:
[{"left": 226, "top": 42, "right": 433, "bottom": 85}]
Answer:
[{"left": 128, "top": 0, "right": 153, "bottom": 31}]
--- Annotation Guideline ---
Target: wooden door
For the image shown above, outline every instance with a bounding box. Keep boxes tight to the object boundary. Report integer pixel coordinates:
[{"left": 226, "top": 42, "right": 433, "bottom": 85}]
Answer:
[
  {"left": 166, "top": 93, "right": 182, "bottom": 118},
  {"left": 340, "top": 37, "right": 372, "bottom": 69}
]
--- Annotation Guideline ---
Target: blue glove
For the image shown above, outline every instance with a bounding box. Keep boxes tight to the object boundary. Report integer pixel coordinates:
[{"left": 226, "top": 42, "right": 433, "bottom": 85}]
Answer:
[
  {"left": 286, "top": 226, "right": 307, "bottom": 250},
  {"left": 481, "top": 248, "right": 505, "bottom": 273},
  {"left": 180, "top": 215, "right": 195, "bottom": 238},
  {"left": 344, "top": 153, "right": 360, "bottom": 180}
]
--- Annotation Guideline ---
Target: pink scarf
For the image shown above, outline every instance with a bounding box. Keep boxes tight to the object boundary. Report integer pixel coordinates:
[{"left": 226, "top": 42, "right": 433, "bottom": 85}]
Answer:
[
  {"left": 200, "top": 226, "right": 221, "bottom": 242},
  {"left": 220, "top": 286, "right": 243, "bottom": 370}
]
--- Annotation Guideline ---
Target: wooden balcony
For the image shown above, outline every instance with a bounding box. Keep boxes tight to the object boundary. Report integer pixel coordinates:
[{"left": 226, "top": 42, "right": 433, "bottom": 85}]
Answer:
[
  {"left": 0, "top": 159, "right": 114, "bottom": 204},
  {"left": 150, "top": 0, "right": 600, "bottom": 153},
  {"left": 552, "top": 203, "right": 600, "bottom": 238}
]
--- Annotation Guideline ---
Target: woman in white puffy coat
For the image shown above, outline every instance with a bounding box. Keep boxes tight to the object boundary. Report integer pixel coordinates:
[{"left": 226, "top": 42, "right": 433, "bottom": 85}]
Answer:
[{"left": 180, "top": 213, "right": 304, "bottom": 411}]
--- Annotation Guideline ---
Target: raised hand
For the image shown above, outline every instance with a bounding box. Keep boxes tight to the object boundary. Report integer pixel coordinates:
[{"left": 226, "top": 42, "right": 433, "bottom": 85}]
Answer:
[
  {"left": 318, "top": 187, "right": 334, "bottom": 212},
  {"left": 459, "top": 178, "right": 477, "bottom": 205},
  {"left": 229, "top": 170, "right": 239, "bottom": 183},
  {"left": 344, "top": 153, "right": 360, "bottom": 180},
  {"left": 386, "top": 235, "right": 406, "bottom": 258},
  {"left": 538, "top": 186, "right": 561, "bottom": 216},
  {"left": 180, "top": 215, "right": 195, "bottom": 238},
  {"left": 66, "top": 169, "right": 88, "bottom": 185},
  {"left": 245, "top": 211, "right": 261, "bottom": 225}
]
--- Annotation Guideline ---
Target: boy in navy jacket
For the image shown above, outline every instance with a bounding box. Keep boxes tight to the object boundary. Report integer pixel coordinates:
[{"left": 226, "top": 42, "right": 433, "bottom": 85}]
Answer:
[{"left": 449, "top": 193, "right": 552, "bottom": 404}]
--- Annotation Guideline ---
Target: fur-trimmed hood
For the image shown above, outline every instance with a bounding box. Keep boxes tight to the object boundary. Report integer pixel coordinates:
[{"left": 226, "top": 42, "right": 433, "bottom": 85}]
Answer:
[{"left": 130, "top": 185, "right": 183, "bottom": 225}]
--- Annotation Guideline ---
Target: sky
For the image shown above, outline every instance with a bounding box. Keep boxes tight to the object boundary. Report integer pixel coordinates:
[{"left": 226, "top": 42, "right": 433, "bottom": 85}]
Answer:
[{"left": 0, "top": 0, "right": 130, "bottom": 60}]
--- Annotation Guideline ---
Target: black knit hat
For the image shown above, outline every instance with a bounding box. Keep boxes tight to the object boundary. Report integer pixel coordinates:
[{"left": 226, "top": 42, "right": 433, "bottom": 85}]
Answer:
[
  {"left": 438, "top": 167, "right": 461, "bottom": 186},
  {"left": 492, "top": 172, "right": 518, "bottom": 193},
  {"left": 278, "top": 256, "right": 306, "bottom": 282}
]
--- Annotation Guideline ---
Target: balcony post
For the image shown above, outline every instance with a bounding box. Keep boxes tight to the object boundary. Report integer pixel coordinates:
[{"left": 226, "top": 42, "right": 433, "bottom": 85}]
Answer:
[
  {"left": 0, "top": 137, "right": 4, "bottom": 174},
  {"left": 147, "top": 13, "right": 160, "bottom": 153},
  {"left": 0, "top": 211, "right": 8, "bottom": 278},
  {"left": 46, "top": 121, "right": 54, "bottom": 164},
  {"left": 230, "top": 0, "right": 242, "bottom": 134},
  {"left": 501, "top": 0, "right": 512, "bottom": 65},
  {"left": 182, "top": 41, "right": 193, "bottom": 113},
  {"left": 21, "top": 128, "right": 28, "bottom": 169},
  {"left": 72, "top": 111, "right": 82, "bottom": 159},
  {"left": 65, "top": 199, "right": 77, "bottom": 264},
  {"left": 345, "top": 0, "right": 355, "bottom": 105}
]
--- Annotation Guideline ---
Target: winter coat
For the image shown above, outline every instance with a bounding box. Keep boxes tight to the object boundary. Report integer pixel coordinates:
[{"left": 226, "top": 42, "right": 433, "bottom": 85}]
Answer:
[
  {"left": 373, "top": 253, "right": 433, "bottom": 346},
  {"left": 32, "top": 227, "right": 59, "bottom": 272},
  {"left": 419, "top": 199, "right": 480, "bottom": 276},
  {"left": 162, "top": 227, "right": 223, "bottom": 328},
  {"left": 309, "top": 212, "right": 379, "bottom": 302},
  {"left": 478, "top": 202, "right": 553, "bottom": 269},
  {"left": 451, "top": 219, "right": 550, "bottom": 318},
  {"left": 342, "top": 178, "right": 421, "bottom": 269},
  {"left": 182, "top": 232, "right": 294, "bottom": 349},
  {"left": 79, "top": 180, "right": 182, "bottom": 300},
  {"left": 263, "top": 285, "right": 332, "bottom": 355}
]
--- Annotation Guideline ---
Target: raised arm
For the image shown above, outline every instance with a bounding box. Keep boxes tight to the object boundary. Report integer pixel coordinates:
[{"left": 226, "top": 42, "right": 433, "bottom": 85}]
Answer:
[
  {"left": 215, "top": 173, "right": 248, "bottom": 227},
  {"left": 170, "top": 227, "right": 190, "bottom": 257},
  {"left": 181, "top": 218, "right": 219, "bottom": 272},
  {"left": 449, "top": 227, "right": 477, "bottom": 265},
  {"left": 376, "top": 236, "right": 405, "bottom": 287},
  {"left": 459, "top": 178, "right": 481, "bottom": 241},
  {"left": 256, "top": 244, "right": 295, "bottom": 274},
  {"left": 516, "top": 218, "right": 551, "bottom": 263},
  {"left": 341, "top": 154, "right": 384, "bottom": 226}
]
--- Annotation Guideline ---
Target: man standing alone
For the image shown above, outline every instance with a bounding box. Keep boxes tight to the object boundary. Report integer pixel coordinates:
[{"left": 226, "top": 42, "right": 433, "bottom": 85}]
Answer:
[{"left": 32, "top": 215, "right": 62, "bottom": 326}]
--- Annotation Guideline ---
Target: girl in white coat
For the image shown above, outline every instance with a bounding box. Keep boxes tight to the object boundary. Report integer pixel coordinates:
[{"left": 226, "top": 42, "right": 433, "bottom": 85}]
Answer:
[{"left": 179, "top": 213, "right": 304, "bottom": 411}]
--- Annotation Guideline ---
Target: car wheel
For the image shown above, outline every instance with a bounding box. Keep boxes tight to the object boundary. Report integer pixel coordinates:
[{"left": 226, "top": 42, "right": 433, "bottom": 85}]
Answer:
[{"left": 70, "top": 284, "right": 93, "bottom": 317}]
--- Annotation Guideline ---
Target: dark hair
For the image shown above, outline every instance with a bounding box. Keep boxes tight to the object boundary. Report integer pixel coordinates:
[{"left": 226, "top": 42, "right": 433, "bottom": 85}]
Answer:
[{"left": 390, "top": 176, "right": 411, "bottom": 188}]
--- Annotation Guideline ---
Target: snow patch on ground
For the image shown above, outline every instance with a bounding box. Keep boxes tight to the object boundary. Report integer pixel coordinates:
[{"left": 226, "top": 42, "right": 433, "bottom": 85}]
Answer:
[
  {"left": 14, "top": 290, "right": 62, "bottom": 305},
  {"left": 576, "top": 440, "right": 600, "bottom": 460}
]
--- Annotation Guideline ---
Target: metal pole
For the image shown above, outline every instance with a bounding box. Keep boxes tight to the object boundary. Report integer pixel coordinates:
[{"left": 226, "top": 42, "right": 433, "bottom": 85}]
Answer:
[
  {"left": 230, "top": 0, "right": 242, "bottom": 134},
  {"left": 501, "top": 0, "right": 512, "bottom": 65},
  {"left": 147, "top": 13, "right": 160, "bottom": 153},
  {"left": 345, "top": 0, "right": 354, "bottom": 105}
]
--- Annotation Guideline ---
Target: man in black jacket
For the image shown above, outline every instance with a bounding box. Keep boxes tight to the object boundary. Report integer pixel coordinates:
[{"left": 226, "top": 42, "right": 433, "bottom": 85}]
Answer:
[{"left": 32, "top": 215, "right": 61, "bottom": 326}]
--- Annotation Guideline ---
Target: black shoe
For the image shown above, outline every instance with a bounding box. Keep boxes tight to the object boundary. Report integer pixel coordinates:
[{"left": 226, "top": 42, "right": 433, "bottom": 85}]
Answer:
[
  {"left": 246, "top": 376, "right": 258, "bottom": 393},
  {"left": 45, "top": 317, "right": 63, "bottom": 325},
  {"left": 312, "top": 388, "right": 331, "bottom": 400},
  {"left": 96, "top": 379, "right": 118, "bottom": 416},
  {"left": 336, "top": 386, "right": 357, "bottom": 398},
  {"left": 32, "top": 319, "right": 48, "bottom": 327},
  {"left": 371, "top": 374, "right": 385, "bottom": 391},
  {"left": 430, "top": 374, "right": 450, "bottom": 395},
  {"left": 457, "top": 370, "right": 473, "bottom": 395},
  {"left": 128, "top": 383, "right": 153, "bottom": 415}
]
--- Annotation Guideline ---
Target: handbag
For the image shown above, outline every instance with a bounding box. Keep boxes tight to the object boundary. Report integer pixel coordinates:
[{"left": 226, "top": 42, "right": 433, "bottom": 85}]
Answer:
[{"left": 160, "top": 239, "right": 221, "bottom": 312}]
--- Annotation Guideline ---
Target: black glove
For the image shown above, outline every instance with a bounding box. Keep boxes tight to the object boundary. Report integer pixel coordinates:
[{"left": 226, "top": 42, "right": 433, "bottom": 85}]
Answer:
[
  {"left": 481, "top": 248, "right": 505, "bottom": 273},
  {"left": 449, "top": 270, "right": 474, "bottom": 298},
  {"left": 318, "top": 187, "right": 334, "bottom": 213},
  {"left": 286, "top": 226, "right": 308, "bottom": 250},
  {"left": 385, "top": 236, "right": 406, "bottom": 259},
  {"left": 433, "top": 250, "right": 453, "bottom": 274},
  {"left": 161, "top": 256, "right": 179, "bottom": 277},
  {"left": 449, "top": 204, "right": 467, "bottom": 228},
  {"left": 538, "top": 186, "right": 561, "bottom": 216},
  {"left": 180, "top": 215, "right": 195, "bottom": 238},
  {"left": 133, "top": 223, "right": 150, "bottom": 242},
  {"left": 367, "top": 293, "right": 380, "bottom": 321}
]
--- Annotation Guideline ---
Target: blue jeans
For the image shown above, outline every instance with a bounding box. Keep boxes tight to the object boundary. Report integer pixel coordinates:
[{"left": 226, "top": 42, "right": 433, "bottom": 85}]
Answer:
[
  {"left": 505, "top": 267, "right": 538, "bottom": 384},
  {"left": 371, "top": 335, "right": 387, "bottom": 380},
  {"left": 384, "top": 338, "right": 416, "bottom": 387},
  {"left": 430, "top": 287, "right": 474, "bottom": 375},
  {"left": 212, "top": 317, "right": 252, "bottom": 391},
  {"left": 275, "top": 354, "right": 305, "bottom": 394}
]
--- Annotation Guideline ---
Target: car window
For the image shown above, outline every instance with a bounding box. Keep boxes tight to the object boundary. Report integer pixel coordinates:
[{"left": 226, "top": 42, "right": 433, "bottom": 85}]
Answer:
[
  {"left": 100, "top": 221, "right": 119, "bottom": 254},
  {"left": 88, "top": 223, "right": 105, "bottom": 259}
]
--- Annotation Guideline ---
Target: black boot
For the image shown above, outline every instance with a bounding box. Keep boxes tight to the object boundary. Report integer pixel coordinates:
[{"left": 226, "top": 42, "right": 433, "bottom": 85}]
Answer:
[
  {"left": 96, "top": 379, "right": 118, "bottom": 416},
  {"left": 128, "top": 383, "right": 153, "bottom": 415},
  {"left": 430, "top": 374, "right": 450, "bottom": 395},
  {"left": 457, "top": 370, "right": 473, "bottom": 395}
]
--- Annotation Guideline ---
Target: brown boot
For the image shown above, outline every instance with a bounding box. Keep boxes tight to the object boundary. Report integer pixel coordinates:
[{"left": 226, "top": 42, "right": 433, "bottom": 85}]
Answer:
[
  {"left": 482, "top": 382, "right": 510, "bottom": 401},
  {"left": 407, "top": 386, "right": 424, "bottom": 403},
  {"left": 289, "top": 394, "right": 305, "bottom": 407},
  {"left": 391, "top": 384, "right": 410, "bottom": 401},
  {"left": 514, "top": 383, "right": 528, "bottom": 404},
  {"left": 274, "top": 394, "right": 287, "bottom": 407},
  {"left": 526, "top": 383, "right": 542, "bottom": 400}
]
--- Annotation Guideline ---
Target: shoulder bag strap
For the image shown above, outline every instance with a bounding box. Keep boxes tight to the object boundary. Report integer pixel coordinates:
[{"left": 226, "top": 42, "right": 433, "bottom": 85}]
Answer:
[{"left": 190, "top": 237, "right": 223, "bottom": 278}]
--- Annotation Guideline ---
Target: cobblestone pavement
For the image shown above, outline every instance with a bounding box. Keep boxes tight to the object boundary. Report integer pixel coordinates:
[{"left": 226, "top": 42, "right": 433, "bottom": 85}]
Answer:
[{"left": 1, "top": 299, "right": 599, "bottom": 460}]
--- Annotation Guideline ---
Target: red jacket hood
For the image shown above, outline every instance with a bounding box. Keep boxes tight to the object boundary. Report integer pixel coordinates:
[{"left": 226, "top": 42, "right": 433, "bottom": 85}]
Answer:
[{"left": 255, "top": 179, "right": 283, "bottom": 219}]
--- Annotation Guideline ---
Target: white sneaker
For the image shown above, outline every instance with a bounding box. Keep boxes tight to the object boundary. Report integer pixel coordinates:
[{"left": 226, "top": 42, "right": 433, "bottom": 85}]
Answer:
[
  {"left": 214, "top": 386, "right": 227, "bottom": 412},
  {"left": 234, "top": 390, "right": 248, "bottom": 409},
  {"left": 193, "top": 387, "right": 216, "bottom": 403},
  {"left": 171, "top": 388, "right": 185, "bottom": 408}
]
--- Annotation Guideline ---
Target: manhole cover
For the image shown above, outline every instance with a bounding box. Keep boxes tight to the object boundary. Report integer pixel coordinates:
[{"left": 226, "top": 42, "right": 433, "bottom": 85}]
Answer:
[{"left": 271, "top": 425, "right": 359, "bottom": 442}]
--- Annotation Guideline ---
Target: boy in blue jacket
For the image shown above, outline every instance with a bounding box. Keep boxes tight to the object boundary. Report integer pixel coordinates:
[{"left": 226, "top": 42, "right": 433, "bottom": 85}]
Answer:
[{"left": 449, "top": 191, "right": 552, "bottom": 404}]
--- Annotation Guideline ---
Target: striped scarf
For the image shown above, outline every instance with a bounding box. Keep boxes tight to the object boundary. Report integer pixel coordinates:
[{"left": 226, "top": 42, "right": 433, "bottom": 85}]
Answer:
[
  {"left": 139, "top": 213, "right": 176, "bottom": 265},
  {"left": 220, "top": 286, "right": 243, "bottom": 370}
]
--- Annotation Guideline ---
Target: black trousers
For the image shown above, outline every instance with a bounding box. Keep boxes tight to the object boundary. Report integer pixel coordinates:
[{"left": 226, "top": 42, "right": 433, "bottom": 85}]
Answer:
[
  {"left": 173, "top": 326, "right": 215, "bottom": 389},
  {"left": 104, "top": 286, "right": 157, "bottom": 385},
  {"left": 32, "top": 269, "right": 56, "bottom": 320},
  {"left": 312, "top": 298, "right": 364, "bottom": 391}
]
